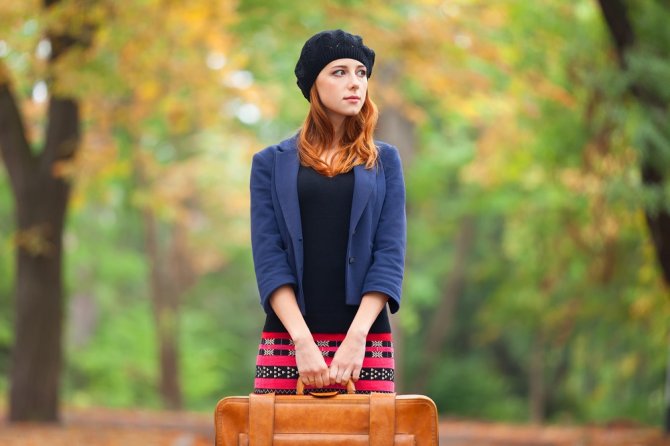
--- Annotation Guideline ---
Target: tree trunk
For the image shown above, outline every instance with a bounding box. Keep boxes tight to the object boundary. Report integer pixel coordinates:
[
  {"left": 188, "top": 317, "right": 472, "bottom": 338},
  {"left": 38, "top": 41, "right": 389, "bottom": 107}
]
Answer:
[
  {"left": 0, "top": 74, "right": 79, "bottom": 422},
  {"left": 528, "top": 336, "right": 545, "bottom": 424},
  {"left": 596, "top": 0, "right": 670, "bottom": 432},
  {"left": 10, "top": 192, "right": 66, "bottom": 421},
  {"left": 142, "top": 207, "right": 184, "bottom": 410},
  {"left": 135, "top": 153, "right": 198, "bottom": 410},
  {"left": 0, "top": 0, "right": 83, "bottom": 420}
]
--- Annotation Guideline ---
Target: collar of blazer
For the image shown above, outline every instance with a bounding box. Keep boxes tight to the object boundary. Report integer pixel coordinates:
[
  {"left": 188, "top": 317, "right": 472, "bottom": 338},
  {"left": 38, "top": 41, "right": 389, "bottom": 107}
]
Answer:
[{"left": 274, "top": 135, "right": 378, "bottom": 243}]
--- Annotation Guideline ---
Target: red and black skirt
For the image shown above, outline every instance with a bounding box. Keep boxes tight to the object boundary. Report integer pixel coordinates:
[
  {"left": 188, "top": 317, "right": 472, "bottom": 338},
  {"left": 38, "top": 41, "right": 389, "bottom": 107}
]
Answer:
[{"left": 253, "top": 331, "right": 395, "bottom": 394}]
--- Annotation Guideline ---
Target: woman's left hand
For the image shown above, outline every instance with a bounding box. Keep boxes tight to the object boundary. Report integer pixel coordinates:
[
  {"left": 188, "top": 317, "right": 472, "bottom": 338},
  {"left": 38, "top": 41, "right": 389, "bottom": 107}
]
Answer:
[{"left": 329, "top": 330, "right": 366, "bottom": 385}]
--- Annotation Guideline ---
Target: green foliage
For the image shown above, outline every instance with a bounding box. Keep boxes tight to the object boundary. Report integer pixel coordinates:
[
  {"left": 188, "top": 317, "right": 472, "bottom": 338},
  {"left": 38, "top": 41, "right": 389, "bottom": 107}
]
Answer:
[
  {"left": 62, "top": 199, "right": 153, "bottom": 407},
  {"left": 180, "top": 254, "right": 260, "bottom": 410},
  {"left": 65, "top": 300, "right": 159, "bottom": 408},
  {"left": 429, "top": 355, "right": 527, "bottom": 421}
]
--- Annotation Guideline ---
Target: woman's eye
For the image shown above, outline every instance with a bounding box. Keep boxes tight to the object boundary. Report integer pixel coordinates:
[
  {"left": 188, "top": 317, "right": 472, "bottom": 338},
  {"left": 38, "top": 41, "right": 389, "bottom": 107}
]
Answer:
[
  {"left": 357, "top": 69, "right": 367, "bottom": 76},
  {"left": 333, "top": 69, "right": 345, "bottom": 76}
]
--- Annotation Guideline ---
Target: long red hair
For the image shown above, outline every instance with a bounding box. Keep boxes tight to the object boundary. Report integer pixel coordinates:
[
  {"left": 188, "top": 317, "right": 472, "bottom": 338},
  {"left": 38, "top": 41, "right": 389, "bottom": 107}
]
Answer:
[{"left": 297, "top": 84, "right": 379, "bottom": 177}]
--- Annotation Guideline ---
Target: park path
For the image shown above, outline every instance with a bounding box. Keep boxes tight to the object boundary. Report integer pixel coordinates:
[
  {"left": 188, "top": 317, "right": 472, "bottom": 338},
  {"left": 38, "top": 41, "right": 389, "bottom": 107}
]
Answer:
[{"left": 0, "top": 407, "right": 669, "bottom": 445}]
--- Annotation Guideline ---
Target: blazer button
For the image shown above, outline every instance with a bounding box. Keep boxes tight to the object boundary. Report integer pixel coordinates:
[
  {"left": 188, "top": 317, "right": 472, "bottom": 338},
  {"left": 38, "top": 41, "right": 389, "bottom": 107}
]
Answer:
[
  {"left": 298, "top": 237, "right": 303, "bottom": 242},
  {"left": 348, "top": 257, "right": 355, "bottom": 264}
]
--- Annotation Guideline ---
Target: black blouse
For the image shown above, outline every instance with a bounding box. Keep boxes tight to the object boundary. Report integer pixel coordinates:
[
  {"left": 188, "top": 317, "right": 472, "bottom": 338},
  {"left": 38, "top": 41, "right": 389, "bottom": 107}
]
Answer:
[{"left": 263, "top": 164, "right": 390, "bottom": 334}]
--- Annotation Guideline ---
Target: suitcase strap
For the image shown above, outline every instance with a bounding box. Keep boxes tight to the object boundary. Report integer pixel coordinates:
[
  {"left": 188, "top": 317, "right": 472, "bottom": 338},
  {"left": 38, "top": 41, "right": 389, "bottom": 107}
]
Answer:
[
  {"left": 370, "top": 392, "right": 395, "bottom": 445},
  {"left": 249, "top": 392, "right": 275, "bottom": 446},
  {"left": 248, "top": 392, "right": 396, "bottom": 446}
]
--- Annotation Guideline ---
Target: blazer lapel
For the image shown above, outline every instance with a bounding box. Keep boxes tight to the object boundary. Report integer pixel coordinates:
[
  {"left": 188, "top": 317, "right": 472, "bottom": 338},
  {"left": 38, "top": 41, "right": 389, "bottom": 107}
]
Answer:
[
  {"left": 274, "top": 145, "right": 302, "bottom": 244},
  {"left": 350, "top": 164, "right": 375, "bottom": 234}
]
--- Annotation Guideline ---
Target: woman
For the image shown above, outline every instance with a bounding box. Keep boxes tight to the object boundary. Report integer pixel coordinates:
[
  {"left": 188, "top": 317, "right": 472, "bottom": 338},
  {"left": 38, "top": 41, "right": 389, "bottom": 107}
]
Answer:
[{"left": 250, "top": 29, "right": 406, "bottom": 394}]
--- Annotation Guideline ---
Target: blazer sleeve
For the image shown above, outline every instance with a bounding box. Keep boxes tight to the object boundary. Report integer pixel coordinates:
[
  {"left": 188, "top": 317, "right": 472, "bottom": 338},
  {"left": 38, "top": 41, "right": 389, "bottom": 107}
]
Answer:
[
  {"left": 361, "top": 145, "right": 407, "bottom": 313},
  {"left": 250, "top": 149, "right": 297, "bottom": 313}
]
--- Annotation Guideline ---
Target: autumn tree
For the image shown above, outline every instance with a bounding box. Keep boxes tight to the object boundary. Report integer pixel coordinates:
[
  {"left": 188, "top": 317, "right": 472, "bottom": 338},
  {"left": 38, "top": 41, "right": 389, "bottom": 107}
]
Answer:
[
  {"left": 0, "top": 0, "right": 90, "bottom": 421},
  {"left": 1, "top": 0, "right": 249, "bottom": 414}
]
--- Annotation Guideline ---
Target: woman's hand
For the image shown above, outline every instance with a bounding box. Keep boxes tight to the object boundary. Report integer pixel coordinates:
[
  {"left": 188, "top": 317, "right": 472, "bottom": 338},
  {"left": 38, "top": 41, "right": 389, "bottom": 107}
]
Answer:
[
  {"left": 267, "top": 287, "right": 330, "bottom": 389},
  {"left": 329, "top": 330, "right": 366, "bottom": 385},
  {"left": 329, "top": 293, "right": 388, "bottom": 385},
  {"left": 294, "top": 336, "right": 330, "bottom": 389}
]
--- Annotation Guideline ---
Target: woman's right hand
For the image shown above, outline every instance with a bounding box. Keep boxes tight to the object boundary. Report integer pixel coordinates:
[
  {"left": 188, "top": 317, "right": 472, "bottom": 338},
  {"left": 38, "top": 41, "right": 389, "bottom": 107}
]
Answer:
[{"left": 294, "top": 336, "right": 330, "bottom": 389}]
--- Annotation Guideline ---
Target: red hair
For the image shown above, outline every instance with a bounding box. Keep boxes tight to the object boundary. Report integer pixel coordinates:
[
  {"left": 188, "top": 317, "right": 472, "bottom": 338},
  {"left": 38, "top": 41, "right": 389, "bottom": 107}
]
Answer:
[{"left": 297, "top": 85, "right": 379, "bottom": 176}]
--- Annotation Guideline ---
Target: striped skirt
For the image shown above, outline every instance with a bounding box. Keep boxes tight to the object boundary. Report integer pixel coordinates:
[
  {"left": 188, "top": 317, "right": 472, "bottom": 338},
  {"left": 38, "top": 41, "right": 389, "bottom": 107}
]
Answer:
[{"left": 254, "top": 331, "right": 395, "bottom": 394}]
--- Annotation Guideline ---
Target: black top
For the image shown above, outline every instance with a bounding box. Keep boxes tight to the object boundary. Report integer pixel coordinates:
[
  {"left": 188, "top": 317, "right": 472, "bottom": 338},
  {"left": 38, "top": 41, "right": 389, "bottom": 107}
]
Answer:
[{"left": 263, "top": 164, "right": 390, "bottom": 334}]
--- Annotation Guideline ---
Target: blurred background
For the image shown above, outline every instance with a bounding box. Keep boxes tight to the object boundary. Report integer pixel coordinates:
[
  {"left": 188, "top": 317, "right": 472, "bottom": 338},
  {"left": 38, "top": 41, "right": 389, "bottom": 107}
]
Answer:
[{"left": 1, "top": 0, "right": 670, "bottom": 443}]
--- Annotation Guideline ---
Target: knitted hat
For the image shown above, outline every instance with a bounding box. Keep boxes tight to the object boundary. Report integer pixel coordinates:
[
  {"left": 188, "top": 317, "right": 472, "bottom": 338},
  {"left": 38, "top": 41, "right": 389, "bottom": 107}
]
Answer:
[{"left": 294, "top": 29, "right": 375, "bottom": 101}]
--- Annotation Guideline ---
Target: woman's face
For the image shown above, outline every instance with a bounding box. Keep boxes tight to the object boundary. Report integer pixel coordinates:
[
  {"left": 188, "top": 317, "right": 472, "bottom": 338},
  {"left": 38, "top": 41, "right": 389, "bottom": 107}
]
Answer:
[{"left": 314, "top": 58, "right": 368, "bottom": 121}]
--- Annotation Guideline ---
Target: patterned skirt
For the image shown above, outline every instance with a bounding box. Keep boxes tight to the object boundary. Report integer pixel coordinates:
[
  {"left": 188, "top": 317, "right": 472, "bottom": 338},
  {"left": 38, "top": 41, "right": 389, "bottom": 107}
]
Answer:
[{"left": 254, "top": 331, "right": 395, "bottom": 394}]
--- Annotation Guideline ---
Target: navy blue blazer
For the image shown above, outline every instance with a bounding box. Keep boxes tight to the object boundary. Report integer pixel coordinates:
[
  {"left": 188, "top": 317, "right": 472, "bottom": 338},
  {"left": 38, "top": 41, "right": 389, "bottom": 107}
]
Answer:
[{"left": 250, "top": 134, "right": 406, "bottom": 315}]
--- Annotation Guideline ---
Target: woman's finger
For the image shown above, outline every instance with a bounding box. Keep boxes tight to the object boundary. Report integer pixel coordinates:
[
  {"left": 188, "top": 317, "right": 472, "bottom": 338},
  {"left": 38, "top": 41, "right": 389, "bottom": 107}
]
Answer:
[
  {"left": 314, "top": 373, "right": 324, "bottom": 389},
  {"left": 340, "top": 366, "right": 353, "bottom": 385},
  {"left": 335, "top": 365, "right": 346, "bottom": 384},
  {"left": 328, "top": 365, "right": 339, "bottom": 383},
  {"left": 321, "top": 369, "right": 331, "bottom": 387}
]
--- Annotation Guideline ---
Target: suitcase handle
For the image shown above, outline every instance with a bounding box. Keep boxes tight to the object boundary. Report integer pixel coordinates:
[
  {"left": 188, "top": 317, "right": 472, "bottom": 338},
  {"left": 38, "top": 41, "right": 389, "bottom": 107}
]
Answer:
[{"left": 296, "top": 379, "right": 356, "bottom": 396}]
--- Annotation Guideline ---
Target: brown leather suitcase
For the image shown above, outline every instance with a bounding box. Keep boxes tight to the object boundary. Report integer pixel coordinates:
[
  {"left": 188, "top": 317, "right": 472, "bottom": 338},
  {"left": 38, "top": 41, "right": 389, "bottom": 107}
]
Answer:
[{"left": 214, "top": 382, "right": 439, "bottom": 445}]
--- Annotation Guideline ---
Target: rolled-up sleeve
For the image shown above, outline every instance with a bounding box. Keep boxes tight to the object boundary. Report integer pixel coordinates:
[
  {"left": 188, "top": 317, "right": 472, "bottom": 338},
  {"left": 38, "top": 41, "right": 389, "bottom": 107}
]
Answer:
[
  {"left": 361, "top": 146, "right": 407, "bottom": 313},
  {"left": 250, "top": 149, "right": 297, "bottom": 313}
]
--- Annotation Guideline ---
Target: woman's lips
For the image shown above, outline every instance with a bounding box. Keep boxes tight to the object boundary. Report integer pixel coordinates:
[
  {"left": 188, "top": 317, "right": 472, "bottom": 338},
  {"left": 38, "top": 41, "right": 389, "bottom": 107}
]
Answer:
[{"left": 344, "top": 96, "right": 360, "bottom": 102}]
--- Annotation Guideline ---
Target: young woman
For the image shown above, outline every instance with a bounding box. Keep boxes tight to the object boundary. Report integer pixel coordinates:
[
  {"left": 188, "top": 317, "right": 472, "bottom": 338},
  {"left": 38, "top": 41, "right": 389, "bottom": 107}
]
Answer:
[{"left": 250, "top": 29, "right": 406, "bottom": 394}]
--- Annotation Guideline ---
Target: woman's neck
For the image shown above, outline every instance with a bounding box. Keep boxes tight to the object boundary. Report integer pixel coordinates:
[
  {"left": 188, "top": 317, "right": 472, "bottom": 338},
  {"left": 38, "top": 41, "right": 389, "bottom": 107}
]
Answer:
[{"left": 326, "top": 110, "right": 345, "bottom": 144}]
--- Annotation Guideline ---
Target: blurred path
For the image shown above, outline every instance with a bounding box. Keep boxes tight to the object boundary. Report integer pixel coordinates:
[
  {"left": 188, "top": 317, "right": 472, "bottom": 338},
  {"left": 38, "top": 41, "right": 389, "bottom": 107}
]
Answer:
[
  {"left": 1, "top": 408, "right": 668, "bottom": 445},
  {"left": 0, "top": 407, "right": 213, "bottom": 446},
  {"left": 439, "top": 419, "right": 669, "bottom": 446}
]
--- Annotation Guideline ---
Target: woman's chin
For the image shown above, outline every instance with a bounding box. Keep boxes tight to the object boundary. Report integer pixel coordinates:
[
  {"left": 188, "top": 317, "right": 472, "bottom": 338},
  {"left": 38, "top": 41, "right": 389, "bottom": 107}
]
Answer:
[{"left": 335, "top": 108, "right": 363, "bottom": 118}]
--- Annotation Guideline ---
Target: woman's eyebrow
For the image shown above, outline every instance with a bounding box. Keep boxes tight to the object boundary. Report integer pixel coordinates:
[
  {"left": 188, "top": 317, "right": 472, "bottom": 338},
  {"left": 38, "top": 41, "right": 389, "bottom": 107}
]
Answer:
[{"left": 330, "top": 64, "right": 366, "bottom": 69}]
